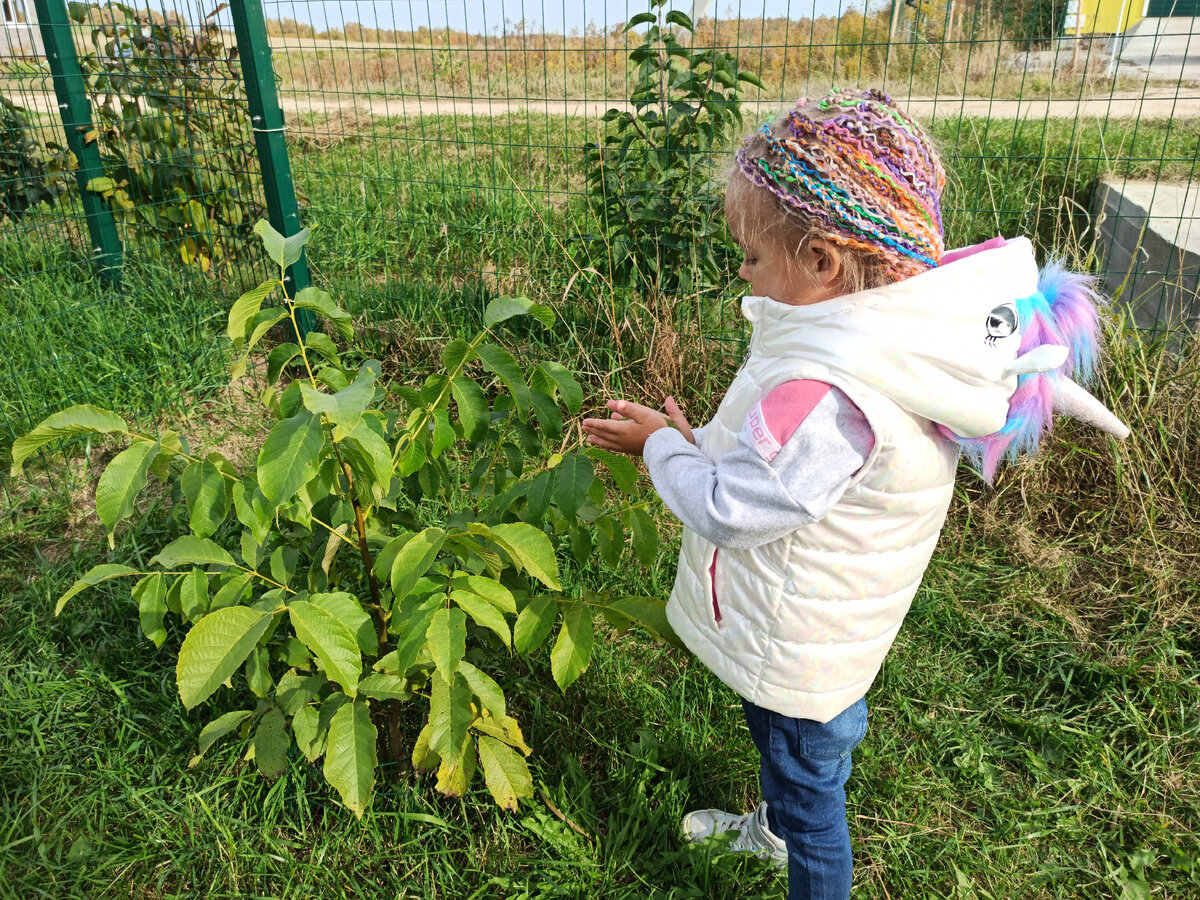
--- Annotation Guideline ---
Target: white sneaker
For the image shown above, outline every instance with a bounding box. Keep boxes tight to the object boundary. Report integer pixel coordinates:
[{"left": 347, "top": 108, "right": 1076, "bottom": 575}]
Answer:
[{"left": 681, "top": 801, "right": 788, "bottom": 869}]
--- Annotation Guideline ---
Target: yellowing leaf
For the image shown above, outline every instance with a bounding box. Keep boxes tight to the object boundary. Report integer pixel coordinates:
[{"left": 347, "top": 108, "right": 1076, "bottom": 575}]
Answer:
[{"left": 477, "top": 734, "right": 533, "bottom": 811}]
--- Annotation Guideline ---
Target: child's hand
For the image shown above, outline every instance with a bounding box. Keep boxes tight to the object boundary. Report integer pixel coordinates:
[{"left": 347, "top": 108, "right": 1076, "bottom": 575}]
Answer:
[{"left": 582, "top": 397, "right": 694, "bottom": 457}]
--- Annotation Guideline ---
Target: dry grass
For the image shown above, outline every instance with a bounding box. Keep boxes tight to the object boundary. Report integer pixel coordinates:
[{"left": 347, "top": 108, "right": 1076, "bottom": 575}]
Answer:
[{"left": 949, "top": 318, "right": 1200, "bottom": 643}]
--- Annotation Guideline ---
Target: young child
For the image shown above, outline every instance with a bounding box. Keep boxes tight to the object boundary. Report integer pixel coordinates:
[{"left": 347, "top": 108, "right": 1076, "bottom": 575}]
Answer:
[{"left": 581, "top": 88, "right": 1127, "bottom": 900}]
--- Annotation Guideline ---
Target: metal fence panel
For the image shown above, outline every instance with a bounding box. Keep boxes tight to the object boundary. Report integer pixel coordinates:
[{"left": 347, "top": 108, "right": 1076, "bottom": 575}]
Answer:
[{"left": 2, "top": 0, "right": 1197, "bottom": 509}]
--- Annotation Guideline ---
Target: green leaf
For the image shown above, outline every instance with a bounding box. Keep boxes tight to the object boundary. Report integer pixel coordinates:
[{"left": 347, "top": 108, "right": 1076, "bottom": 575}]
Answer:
[
  {"left": 627, "top": 507, "right": 659, "bottom": 566},
  {"left": 384, "top": 598, "right": 439, "bottom": 678},
  {"left": 664, "top": 9, "right": 694, "bottom": 30},
  {"left": 305, "top": 331, "right": 340, "bottom": 363},
  {"left": 597, "top": 594, "right": 683, "bottom": 648},
  {"left": 257, "top": 410, "right": 324, "bottom": 505},
  {"left": 477, "top": 734, "right": 534, "bottom": 812},
  {"left": 358, "top": 673, "right": 410, "bottom": 701},
  {"left": 450, "top": 575, "right": 516, "bottom": 614},
  {"left": 266, "top": 342, "right": 301, "bottom": 384},
  {"left": 176, "top": 606, "right": 274, "bottom": 709},
  {"left": 427, "top": 606, "right": 467, "bottom": 677},
  {"left": 489, "top": 523, "right": 561, "bottom": 590},
  {"left": 450, "top": 590, "right": 511, "bottom": 649},
  {"left": 151, "top": 535, "right": 235, "bottom": 569},
  {"left": 133, "top": 573, "right": 167, "bottom": 647},
  {"left": 537, "top": 361, "right": 584, "bottom": 414},
  {"left": 274, "top": 672, "right": 326, "bottom": 720},
  {"left": 529, "top": 391, "right": 563, "bottom": 440},
  {"left": 323, "top": 698, "right": 377, "bottom": 819},
  {"left": 430, "top": 409, "right": 455, "bottom": 458},
  {"left": 513, "top": 594, "right": 556, "bottom": 655},
  {"left": 737, "top": 70, "right": 765, "bottom": 88},
  {"left": 550, "top": 602, "right": 594, "bottom": 691},
  {"left": 55, "top": 563, "right": 137, "bottom": 616},
  {"left": 179, "top": 568, "right": 209, "bottom": 622},
  {"left": 625, "top": 11, "right": 657, "bottom": 31},
  {"left": 188, "top": 709, "right": 255, "bottom": 767},
  {"left": 227, "top": 280, "right": 276, "bottom": 344},
  {"left": 289, "top": 600, "right": 362, "bottom": 697},
  {"left": 526, "top": 470, "right": 553, "bottom": 523},
  {"left": 428, "top": 670, "right": 473, "bottom": 760},
  {"left": 477, "top": 344, "right": 531, "bottom": 413},
  {"left": 292, "top": 286, "right": 353, "bottom": 340},
  {"left": 233, "top": 479, "right": 273, "bottom": 545},
  {"left": 276, "top": 670, "right": 327, "bottom": 716},
  {"left": 95, "top": 439, "right": 159, "bottom": 547},
  {"left": 254, "top": 219, "right": 310, "bottom": 269},
  {"left": 11, "top": 405, "right": 127, "bottom": 477},
  {"left": 440, "top": 337, "right": 476, "bottom": 373},
  {"left": 148, "top": 431, "right": 185, "bottom": 482},
  {"left": 450, "top": 377, "right": 488, "bottom": 440},
  {"left": 86, "top": 176, "right": 115, "bottom": 194},
  {"left": 585, "top": 446, "right": 639, "bottom": 493},
  {"left": 292, "top": 705, "right": 325, "bottom": 761},
  {"left": 483, "top": 295, "right": 536, "bottom": 328},
  {"left": 212, "top": 571, "right": 252, "bottom": 611},
  {"left": 389, "top": 527, "right": 446, "bottom": 601},
  {"left": 553, "top": 454, "right": 594, "bottom": 520},
  {"left": 300, "top": 367, "right": 375, "bottom": 439},
  {"left": 246, "top": 646, "right": 272, "bottom": 698},
  {"left": 458, "top": 660, "right": 506, "bottom": 717},
  {"left": 310, "top": 591, "right": 377, "bottom": 656},
  {"left": 595, "top": 515, "right": 625, "bottom": 567},
  {"left": 252, "top": 708, "right": 289, "bottom": 778},
  {"left": 181, "top": 456, "right": 231, "bottom": 539}
]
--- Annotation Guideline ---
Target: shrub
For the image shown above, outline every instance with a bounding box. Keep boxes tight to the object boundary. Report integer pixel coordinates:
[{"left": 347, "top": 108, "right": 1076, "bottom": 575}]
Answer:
[
  {"left": 0, "top": 96, "right": 70, "bottom": 221},
  {"left": 584, "top": 0, "right": 761, "bottom": 301},
  {"left": 11, "top": 222, "right": 673, "bottom": 816},
  {"left": 71, "top": 1, "right": 260, "bottom": 271}
]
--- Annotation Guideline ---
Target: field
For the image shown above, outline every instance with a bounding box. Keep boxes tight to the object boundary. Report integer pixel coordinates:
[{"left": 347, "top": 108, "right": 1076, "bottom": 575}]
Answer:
[{"left": 1, "top": 103, "right": 1199, "bottom": 897}]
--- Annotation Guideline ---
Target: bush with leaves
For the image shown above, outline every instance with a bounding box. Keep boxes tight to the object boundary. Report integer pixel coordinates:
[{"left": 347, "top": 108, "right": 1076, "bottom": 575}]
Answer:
[
  {"left": 71, "top": 1, "right": 259, "bottom": 271},
  {"left": 584, "top": 0, "right": 761, "bottom": 300},
  {"left": 11, "top": 222, "right": 674, "bottom": 817},
  {"left": 0, "top": 95, "right": 71, "bottom": 221}
]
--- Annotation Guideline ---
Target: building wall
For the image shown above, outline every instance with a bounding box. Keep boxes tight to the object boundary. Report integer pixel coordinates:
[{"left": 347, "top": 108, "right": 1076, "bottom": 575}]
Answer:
[{"left": 1064, "top": 0, "right": 1145, "bottom": 35}]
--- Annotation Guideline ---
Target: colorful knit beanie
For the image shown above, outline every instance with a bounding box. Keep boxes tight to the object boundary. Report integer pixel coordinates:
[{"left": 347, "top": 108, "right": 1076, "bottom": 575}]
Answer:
[{"left": 735, "top": 88, "right": 946, "bottom": 281}]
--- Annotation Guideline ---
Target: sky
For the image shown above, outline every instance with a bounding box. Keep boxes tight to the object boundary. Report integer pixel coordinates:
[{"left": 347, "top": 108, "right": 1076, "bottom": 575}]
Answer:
[{"left": 225, "top": 1, "right": 869, "bottom": 36}]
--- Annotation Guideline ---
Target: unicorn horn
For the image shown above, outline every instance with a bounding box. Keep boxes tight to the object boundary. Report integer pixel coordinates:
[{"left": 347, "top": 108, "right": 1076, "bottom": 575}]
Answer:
[{"left": 1053, "top": 378, "right": 1130, "bottom": 440}]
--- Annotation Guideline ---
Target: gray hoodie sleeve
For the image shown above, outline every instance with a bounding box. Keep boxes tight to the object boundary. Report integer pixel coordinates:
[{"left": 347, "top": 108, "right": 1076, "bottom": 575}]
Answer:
[{"left": 642, "top": 384, "right": 874, "bottom": 551}]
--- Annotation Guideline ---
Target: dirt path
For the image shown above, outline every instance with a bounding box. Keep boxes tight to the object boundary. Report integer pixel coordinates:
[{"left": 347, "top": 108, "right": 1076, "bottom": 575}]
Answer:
[
  {"left": 279, "top": 89, "right": 1200, "bottom": 121},
  {"left": 14, "top": 84, "right": 1197, "bottom": 122}
]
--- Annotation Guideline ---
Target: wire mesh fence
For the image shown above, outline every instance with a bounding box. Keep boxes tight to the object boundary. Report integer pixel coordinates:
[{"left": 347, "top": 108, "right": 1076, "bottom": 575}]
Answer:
[{"left": 2, "top": 0, "right": 1198, "bottom": 512}]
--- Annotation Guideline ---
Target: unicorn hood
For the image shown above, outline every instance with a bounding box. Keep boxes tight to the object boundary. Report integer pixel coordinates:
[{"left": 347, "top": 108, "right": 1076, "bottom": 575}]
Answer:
[{"left": 741, "top": 235, "right": 1127, "bottom": 480}]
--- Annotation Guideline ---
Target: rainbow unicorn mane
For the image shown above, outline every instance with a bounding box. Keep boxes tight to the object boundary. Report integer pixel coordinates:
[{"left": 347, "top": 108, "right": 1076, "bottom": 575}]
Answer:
[{"left": 938, "top": 261, "right": 1103, "bottom": 482}]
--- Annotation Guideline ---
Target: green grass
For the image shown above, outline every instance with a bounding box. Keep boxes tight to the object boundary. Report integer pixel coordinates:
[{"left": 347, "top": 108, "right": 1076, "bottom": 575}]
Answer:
[
  {"left": 1, "top": 110, "right": 1198, "bottom": 897},
  {"left": 3, "top": 110, "right": 1198, "bottom": 477},
  {"left": 1, "top": 319, "right": 1197, "bottom": 898}
]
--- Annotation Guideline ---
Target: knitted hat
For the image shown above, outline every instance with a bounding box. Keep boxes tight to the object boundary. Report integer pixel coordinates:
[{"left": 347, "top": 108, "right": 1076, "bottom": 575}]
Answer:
[{"left": 735, "top": 88, "right": 946, "bottom": 281}]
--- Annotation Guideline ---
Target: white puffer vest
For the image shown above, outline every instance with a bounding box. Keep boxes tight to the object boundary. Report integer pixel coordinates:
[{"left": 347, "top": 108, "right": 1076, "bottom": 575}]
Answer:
[{"left": 665, "top": 239, "right": 1041, "bottom": 722}]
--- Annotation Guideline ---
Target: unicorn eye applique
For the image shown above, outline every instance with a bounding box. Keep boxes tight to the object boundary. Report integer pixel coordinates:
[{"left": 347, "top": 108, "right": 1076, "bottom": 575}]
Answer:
[{"left": 984, "top": 304, "right": 1018, "bottom": 345}]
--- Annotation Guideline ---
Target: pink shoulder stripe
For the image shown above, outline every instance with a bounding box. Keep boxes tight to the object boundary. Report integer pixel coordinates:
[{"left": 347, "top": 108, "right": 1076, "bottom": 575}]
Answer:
[{"left": 745, "top": 380, "right": 832, "bottom": 462}]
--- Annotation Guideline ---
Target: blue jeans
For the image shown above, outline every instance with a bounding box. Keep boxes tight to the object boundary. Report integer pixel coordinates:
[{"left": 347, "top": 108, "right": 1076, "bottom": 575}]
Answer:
[{"left": 742, "top": 697, "right": 869, "bottom": 900}]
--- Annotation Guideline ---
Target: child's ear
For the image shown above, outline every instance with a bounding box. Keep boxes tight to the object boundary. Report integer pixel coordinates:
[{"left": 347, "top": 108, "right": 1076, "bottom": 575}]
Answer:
[{"left": 809, "top": 239, "right": 843, "bottom": 287}]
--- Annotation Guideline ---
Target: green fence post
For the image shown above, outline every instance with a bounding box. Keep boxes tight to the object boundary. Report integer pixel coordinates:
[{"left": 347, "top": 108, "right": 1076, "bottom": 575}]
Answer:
[
  {"left": 34, "top": 0, "right": 122, "bottom": 285},
  {"left": 230, "top": 0, "right": 315, "bottom": 340}
]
